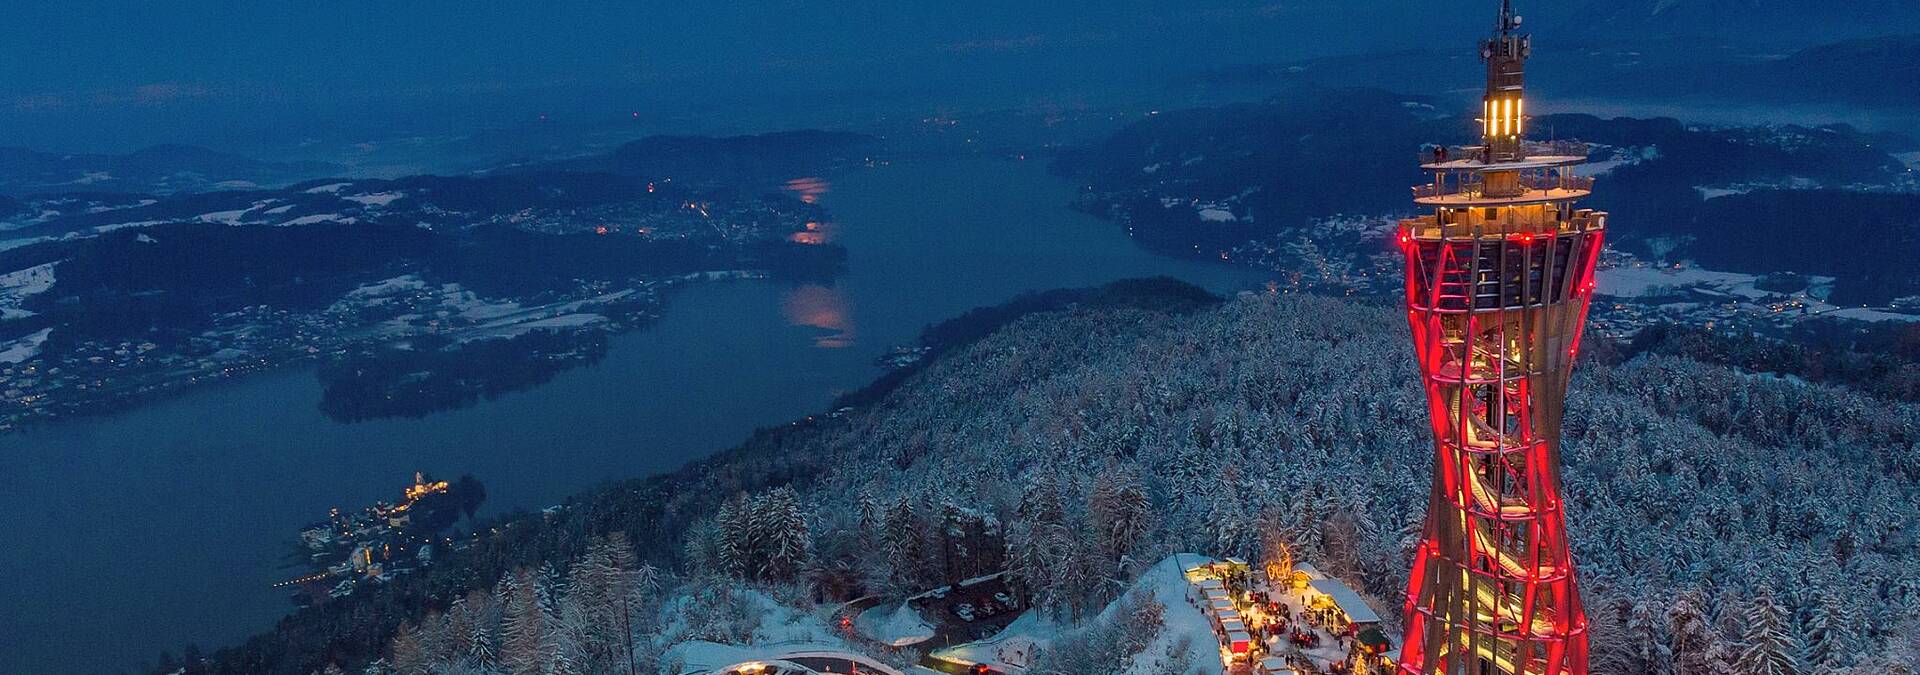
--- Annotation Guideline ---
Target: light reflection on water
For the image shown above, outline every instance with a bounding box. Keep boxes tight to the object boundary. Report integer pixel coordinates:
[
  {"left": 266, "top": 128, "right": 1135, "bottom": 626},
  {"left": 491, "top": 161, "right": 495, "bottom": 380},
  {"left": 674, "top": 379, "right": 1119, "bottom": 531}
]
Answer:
[
  {"left": 780, "top": 283, "right": 855, "bottom": 348},
  {"left": 787, "top": 219, "right": 831, "bottom": 245},
  {"left": 784, "top": 176, "right": 831, "bottom": 205}
]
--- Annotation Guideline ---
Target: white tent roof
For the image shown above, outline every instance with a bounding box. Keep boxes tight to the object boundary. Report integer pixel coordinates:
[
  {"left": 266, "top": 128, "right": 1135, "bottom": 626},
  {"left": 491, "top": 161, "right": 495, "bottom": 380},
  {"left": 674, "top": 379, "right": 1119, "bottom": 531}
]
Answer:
[{"left": 1307, "top": 578, "right": 1382, "bottom": 624}]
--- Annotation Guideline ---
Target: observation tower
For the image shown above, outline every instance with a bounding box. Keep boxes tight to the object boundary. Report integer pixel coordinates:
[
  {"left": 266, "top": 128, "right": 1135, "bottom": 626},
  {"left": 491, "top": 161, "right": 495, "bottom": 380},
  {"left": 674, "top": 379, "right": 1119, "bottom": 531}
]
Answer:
[{"left": 1395, "top": 2, "right": 1602, "bottom": 673}]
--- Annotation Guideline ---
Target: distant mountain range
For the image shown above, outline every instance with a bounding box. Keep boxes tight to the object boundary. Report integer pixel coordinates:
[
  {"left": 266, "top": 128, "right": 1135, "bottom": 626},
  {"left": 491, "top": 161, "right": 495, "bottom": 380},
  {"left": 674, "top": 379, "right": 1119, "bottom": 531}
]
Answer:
[
  {"left": 498, "top": 130, "right": 876, "bottom": 188},
  {"left": 1542, "top": 0, "right": 1920, "bottom": 43},
  {"left": 1180, "top": 33, "right": 1920, "bottom": 112},
  {"left": 1055, "top": 89, "right": 1920, "bottom": 303},
  {"left": 0, "top": 144, "right": 340, "bottom": 197}
]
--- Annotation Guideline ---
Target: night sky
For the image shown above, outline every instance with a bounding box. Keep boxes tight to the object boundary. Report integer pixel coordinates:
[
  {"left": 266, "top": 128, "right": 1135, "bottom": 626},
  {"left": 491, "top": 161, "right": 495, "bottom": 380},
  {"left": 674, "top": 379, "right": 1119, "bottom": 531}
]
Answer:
[{"left": 0, "top": 1, "right": 1496, "bottom": 152}]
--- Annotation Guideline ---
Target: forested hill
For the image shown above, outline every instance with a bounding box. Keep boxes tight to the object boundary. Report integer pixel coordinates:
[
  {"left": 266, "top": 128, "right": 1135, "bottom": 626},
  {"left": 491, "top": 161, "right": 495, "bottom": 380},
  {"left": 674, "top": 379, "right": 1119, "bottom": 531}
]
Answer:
[
  {"left": 501, "top": 130, "right": 877, "bottom": 189},
  {"left": 1054, "top": 91, "right": 1920, "bottom": 304},
  {"left": 170, "top": 281, "right": 1920, "bottom": 674}
]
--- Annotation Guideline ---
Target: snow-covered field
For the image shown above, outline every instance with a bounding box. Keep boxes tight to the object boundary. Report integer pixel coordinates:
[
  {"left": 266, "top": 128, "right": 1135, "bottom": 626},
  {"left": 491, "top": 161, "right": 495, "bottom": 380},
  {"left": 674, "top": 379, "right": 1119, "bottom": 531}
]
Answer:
[
  {"left": 330, "top": 277, "right": 635, "bottom": 342},
  {"left": 1197, "top": 207, "right": 1236, "bottom": 222},
  {"left": 0, "top": 327, "right": 52, "bottom": 364},
  {"left": 463, "top": 313, "right": 609, "bottom": 340},
  {"left": 344, "top": 191, "right": 404, "bottom": 207},
  {"left": 855, "top": 602, "right": 935, "bottom": 647},
  {"left": 1819, "top": 307, "right": 1920, "bottom": 323},
  {"left": 1576, "top": 145, "right": 1659, "bottom": 176},
  {"left": 1596, "top": 265, "right": 1772, "bottom": 299},
  {"left": 0, "top": 261, "right": 58, "bottom": 319},
  {"left": 342, "top": 274, "right": 430, "bottom": 301},
  {"left": 275, "top": 213, "right": 353, "bottom": 226}
]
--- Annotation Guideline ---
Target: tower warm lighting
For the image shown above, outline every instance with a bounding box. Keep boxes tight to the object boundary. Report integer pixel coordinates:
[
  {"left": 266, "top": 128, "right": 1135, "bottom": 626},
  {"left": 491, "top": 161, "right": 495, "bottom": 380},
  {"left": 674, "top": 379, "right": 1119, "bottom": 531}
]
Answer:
[{"left": 1395, "top": 2, "right": 1604, "bottom": 673}]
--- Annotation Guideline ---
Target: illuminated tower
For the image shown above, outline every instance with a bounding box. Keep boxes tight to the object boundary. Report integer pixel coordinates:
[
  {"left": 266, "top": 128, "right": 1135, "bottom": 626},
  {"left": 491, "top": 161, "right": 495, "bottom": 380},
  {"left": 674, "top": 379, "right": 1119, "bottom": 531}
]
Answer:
[{"left": 1395, "top": 2, "right": 1603, "bottom": 673}]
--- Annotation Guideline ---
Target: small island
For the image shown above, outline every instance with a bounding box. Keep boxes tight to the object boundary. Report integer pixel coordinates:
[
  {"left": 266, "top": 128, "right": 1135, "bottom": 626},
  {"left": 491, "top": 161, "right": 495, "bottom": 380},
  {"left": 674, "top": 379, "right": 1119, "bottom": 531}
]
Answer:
[{"left": 278, "top": 472, "right": 485, "bottom": 605}]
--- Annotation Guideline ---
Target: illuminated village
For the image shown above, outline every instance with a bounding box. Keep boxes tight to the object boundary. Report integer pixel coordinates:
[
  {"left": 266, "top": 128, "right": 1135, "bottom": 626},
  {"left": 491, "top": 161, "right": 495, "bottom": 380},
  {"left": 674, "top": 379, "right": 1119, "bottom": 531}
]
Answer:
[{"left": 280, "top": 473, "right": 470, "bottom": 603}]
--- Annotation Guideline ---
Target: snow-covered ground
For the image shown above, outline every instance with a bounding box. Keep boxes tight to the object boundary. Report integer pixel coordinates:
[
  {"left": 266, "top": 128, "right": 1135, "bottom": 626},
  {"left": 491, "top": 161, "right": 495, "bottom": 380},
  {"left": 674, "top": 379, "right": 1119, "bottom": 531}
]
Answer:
[
  {"left": 1893, "top": 151, "right": 1920, "bottom": 172},
  {"left": 441, "top": 284, "right": 523, "bottom": 321},
  {"left": 1106, "top": 554, "right": 1231, "bottom": 675},
  {"left": 275, "top": 213, "right": 353, "bottom": 226},
  {"left": 1818, "top": 307, "right": 1920, "bottom": 323},
  {"left": 330, "top": 277, "right": 637, "bottom": 343},
  {"left": 1596, "top": 265, "right": 1772, "bottom": 299},
  {"left": 342, "top": 274, "right": 430, "bottom": 301},
  {"left": 1576, "top": 145, "right": 1659, "bottom": 176},
  {"left": 463, "top": 313, "right": 609, "bottom": 340},
  {"left": 930, "top": 555, "right": 1226, "bottom": 675},
  {"left": 0, "top": 327, "right": 53, "bottom": 364},
  {"left": 855, "top": 602, "right": 935, "bottom": 647},
  {"left": 0, "top": 261, "right": 58, "bottom": 319},
  {"left": 930, "top": 610, "right": 1060, "bottom": 673},
  {"left": 344, "top": 191, "right": 404, "bottom": 207},
  {"left": 1198, "top": 207, "right": 1237, "bottom": 222},
  {"left": 1693, "top": 176, "right": 1819, "bottom": 200},
  {"left": 657, "top": 589, "right": 928, "bottom": 675}
]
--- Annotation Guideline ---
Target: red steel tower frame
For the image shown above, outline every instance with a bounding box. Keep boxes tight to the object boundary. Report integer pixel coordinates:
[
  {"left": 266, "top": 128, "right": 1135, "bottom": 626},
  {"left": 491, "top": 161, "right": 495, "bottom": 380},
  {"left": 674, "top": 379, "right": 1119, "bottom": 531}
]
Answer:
[{"left": 1395, "top": 2, "right": 1602, "bottom": 673}]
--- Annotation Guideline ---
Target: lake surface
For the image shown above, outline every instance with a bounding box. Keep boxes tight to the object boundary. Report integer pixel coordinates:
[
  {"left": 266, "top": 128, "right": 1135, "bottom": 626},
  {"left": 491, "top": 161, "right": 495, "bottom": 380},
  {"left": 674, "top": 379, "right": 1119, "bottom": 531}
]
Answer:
[{"left": 0, "top": 156, "right": 1267, "bottom": 674}]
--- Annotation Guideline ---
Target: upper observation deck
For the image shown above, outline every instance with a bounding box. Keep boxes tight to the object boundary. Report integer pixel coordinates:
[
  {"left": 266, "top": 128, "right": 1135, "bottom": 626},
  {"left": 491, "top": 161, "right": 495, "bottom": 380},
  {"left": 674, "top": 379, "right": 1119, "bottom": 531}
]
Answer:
[
  {"left": 1418, "top": 141, "right": 1591, "bottom": 172},
  {"left": 1412, "top": 173, "right": 1595, "bottom": 207}
]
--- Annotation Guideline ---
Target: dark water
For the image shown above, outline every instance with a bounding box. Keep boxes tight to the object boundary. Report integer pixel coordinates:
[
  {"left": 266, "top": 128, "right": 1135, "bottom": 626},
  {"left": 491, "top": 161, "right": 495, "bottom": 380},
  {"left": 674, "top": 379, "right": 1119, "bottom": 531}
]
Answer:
[{"left": 0, "top": 156, "right": 1267, "bottom": 674}]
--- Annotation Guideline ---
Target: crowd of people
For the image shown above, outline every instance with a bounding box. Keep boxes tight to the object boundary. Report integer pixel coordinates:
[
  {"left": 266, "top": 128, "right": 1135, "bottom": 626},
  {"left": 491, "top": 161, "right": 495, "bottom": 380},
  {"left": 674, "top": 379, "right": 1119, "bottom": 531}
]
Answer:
[{"left": 1184, "top": 559, "right": 1393, "bottom": 675}]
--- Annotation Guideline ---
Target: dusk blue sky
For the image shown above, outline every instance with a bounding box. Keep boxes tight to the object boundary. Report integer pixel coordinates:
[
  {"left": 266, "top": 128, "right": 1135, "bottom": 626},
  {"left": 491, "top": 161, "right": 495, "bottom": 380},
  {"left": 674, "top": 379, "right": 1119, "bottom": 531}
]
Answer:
[
  {"left": 2, "top": 1, "right": 1913, "bottom": 153},
  {"left": 0, "top": 1, "right": 1552, "bottom": 153}
]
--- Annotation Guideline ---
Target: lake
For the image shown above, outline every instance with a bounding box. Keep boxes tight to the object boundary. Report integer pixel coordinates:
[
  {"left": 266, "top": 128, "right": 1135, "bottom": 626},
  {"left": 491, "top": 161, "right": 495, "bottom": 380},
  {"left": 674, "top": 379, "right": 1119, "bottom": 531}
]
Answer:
[{"left": 0, "top": 155, "right": 1268, "bottom": 674}]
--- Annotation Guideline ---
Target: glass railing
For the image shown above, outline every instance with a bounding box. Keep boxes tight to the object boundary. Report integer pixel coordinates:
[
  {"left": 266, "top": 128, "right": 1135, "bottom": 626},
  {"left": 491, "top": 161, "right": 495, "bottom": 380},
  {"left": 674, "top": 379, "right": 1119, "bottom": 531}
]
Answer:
[{"left": 1418, "top": 140, "right": 1589, "bottom": 165}]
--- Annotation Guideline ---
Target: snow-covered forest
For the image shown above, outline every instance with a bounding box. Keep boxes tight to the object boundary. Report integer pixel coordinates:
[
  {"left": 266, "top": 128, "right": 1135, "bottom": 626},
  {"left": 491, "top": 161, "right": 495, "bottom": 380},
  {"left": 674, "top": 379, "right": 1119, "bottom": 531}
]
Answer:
[{"left": 190, "top": 285, "right": 1920, "bottom": 674}]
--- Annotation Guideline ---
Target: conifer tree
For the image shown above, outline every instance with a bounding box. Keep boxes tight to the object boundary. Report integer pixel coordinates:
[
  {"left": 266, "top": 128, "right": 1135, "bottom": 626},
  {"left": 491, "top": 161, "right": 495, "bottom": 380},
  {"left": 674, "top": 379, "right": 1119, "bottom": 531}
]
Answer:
[
  {"left": 882, "top": 496, "right": 927, "bottom": 589},
  {"left": 1737, "top": 593, "right": 1802, "bottom": 675},
  {"left": 1670, "top": 591, "right": 1716, "bottom": 675},
  {"left": 388, "top": 622, "right": 426, "bottom": 675},
  {"left": 1087, "top": 463, "right": 1152, "bottom": 566},
  {"left": 755, "top": 486, "right": 812, "bottom": 582},
  {"left": 464, "top": 601, "right": 497, "bottom": 670},
  {"left": 714, "top": 494, "right": 752, "bottom": 579},
  {"left": 1628, "top": 599, "right": 1674, "bottom": 675},
  {"left": 1800, "top": 594, "right": 1856, "bottom": 672},
  {"left": 499, "top": 568, "right": 544, "bottom": 674}
]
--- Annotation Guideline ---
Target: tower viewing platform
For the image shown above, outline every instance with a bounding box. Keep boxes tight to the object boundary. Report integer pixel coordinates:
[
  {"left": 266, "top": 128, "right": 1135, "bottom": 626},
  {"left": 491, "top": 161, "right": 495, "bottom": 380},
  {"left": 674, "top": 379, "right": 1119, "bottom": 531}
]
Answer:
[{"left": 1412, "top": 141, "right": 1596, "bottom": 208}]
